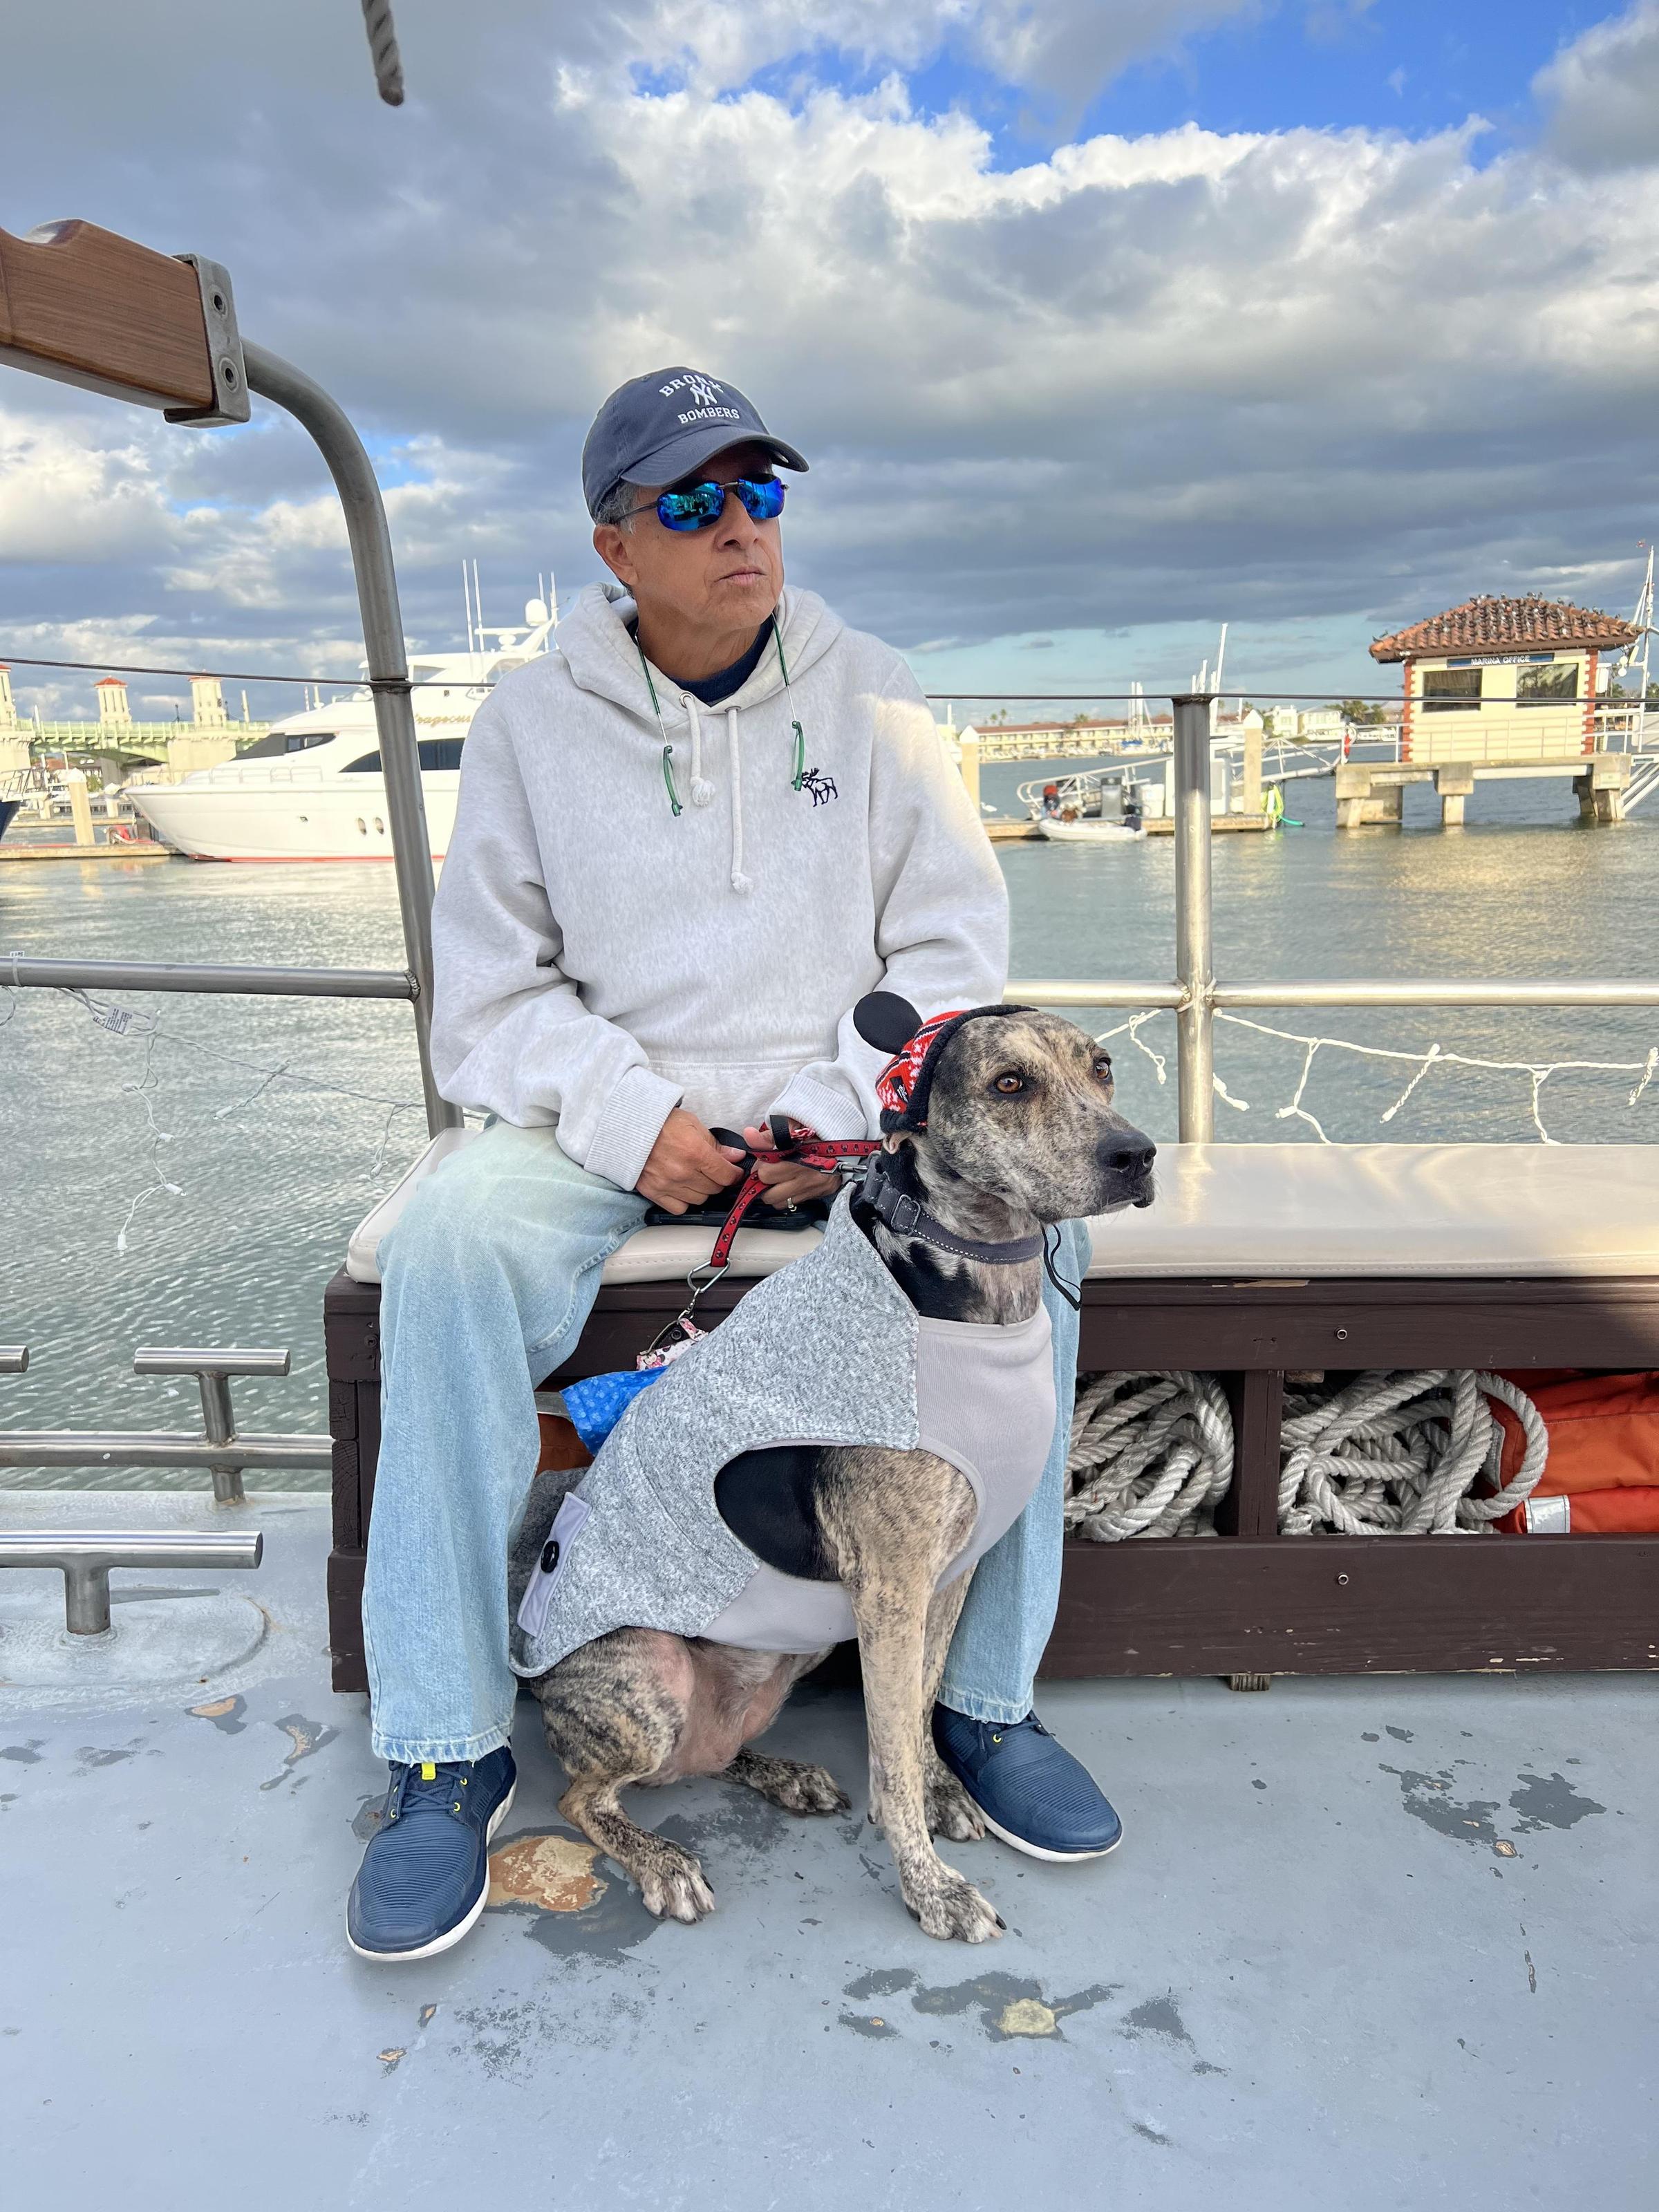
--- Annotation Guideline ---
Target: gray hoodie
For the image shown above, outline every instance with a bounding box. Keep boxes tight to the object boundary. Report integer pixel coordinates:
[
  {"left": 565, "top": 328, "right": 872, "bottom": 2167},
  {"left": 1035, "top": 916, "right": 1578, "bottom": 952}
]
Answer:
[{"left": 429, "top": 583, "right": 1008, "bottom": 1189}]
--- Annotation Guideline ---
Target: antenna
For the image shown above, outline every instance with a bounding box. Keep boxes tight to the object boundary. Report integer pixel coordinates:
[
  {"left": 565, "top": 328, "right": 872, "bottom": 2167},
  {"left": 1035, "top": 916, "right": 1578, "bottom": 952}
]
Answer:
[
  {"left": 461, "top": 561, "right": 473, "bottom": 654},
  {"left": 472, "top": 560, "right": 482, "bottom": 657},
  {"left": 1628, "top": 543, "right": 1654, "bottom": 744}
]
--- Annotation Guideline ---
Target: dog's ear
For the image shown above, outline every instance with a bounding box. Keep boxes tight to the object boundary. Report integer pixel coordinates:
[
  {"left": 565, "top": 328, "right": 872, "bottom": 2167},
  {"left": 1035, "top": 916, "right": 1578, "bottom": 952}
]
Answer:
[{"left": 854, "top": 991, "right": 921, "bottom": 1054}]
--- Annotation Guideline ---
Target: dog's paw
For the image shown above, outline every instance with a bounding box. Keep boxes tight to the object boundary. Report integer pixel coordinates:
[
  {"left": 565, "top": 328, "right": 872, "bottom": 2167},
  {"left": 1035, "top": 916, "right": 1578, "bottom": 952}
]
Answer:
[
  {"left": 770, "top": 1760, "right": 852, "bottom": 1817},
  {"left": 734, "top": 1752, "right": 851, "bottom": 1816},
  {"left": 637, "top": 1848, "right": 716, "bottom": 1924},
  {"left": 925, "top": 1770, "right": 986, "bottom": 1843},
  {"left": 912, "top": 1867, "right": 1004, "bottom": 1945}
]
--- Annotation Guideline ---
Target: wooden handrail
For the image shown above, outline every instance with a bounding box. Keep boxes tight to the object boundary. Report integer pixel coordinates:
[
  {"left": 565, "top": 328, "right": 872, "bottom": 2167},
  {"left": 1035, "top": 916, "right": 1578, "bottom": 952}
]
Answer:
[{"left": 0, "top": 219, "right": 245, "bottom": 422}]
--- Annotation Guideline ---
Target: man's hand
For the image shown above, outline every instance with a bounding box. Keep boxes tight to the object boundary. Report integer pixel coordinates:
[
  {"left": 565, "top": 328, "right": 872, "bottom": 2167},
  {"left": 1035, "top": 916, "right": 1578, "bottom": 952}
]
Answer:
[
  {"left": 636, "top": 1109, "right": 745, "bottom": 1215},
  {"left": 741, "top": 1124, "right": 838, "bottom": 1210}
]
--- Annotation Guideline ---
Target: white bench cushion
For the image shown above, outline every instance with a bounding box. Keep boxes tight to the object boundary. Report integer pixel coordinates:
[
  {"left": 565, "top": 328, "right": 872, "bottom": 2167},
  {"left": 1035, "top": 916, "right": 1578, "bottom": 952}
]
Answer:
[
  {"left": 345, "top": 1134, "right": 1658, "bottom": 1287},
  {"left": 344, "top": 1128, "right": 830, "bottom": 1286}
]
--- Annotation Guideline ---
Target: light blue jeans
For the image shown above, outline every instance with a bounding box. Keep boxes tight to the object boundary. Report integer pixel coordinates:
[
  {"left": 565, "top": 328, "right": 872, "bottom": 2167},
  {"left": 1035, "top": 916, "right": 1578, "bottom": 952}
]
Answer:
[{"left": 362, "top": 1120, "right": 1088, "bottom": 1763}]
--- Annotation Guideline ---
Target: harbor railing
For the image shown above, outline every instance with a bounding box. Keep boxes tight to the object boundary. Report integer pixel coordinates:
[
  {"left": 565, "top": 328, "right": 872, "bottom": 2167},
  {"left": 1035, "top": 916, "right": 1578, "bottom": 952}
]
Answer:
[{"left": 1007, "top": 696, "right": 1659, "bottom": 1141}]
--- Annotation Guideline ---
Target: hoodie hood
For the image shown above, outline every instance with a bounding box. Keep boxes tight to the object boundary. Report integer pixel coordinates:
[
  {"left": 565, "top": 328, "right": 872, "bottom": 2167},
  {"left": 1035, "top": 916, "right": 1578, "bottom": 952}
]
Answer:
[{"left": 554, "top": 582, "right": 844, "bottom": 723}]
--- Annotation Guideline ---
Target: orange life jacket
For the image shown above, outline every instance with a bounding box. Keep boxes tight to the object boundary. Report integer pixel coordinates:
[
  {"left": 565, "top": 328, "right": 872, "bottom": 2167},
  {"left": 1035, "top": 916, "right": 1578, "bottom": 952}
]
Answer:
[{"left": 1491, "top": 1371, "right": 1659, "bottom": 1533}]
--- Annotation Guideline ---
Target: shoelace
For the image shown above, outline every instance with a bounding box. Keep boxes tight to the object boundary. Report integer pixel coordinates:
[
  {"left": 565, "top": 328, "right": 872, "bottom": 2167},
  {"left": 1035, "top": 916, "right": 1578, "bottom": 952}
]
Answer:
[{"left": 387, "top": 1760, "right": 472, "bottom": 1823}]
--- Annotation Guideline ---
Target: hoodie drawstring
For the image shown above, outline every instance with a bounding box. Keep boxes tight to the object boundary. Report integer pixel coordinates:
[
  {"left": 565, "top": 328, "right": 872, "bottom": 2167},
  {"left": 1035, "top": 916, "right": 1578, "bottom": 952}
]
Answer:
[
  {"left": 774, "top": 624, "right": 807, "bottom": 792},
  {"left": 632, "top": 618, "right": 804, "bottom": 895},
  {"left": 726, "top": 706, "right": 751, "bottom": 894},
  {"left": 684, "top": 694, "right": 715, "bottom": 809}
]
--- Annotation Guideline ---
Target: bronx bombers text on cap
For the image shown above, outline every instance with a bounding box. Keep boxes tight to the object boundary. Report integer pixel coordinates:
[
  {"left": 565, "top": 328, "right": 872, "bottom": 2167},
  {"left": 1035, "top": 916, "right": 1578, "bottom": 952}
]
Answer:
[{"left": 581, "top": 366, "right": 810, "bottom": 518}]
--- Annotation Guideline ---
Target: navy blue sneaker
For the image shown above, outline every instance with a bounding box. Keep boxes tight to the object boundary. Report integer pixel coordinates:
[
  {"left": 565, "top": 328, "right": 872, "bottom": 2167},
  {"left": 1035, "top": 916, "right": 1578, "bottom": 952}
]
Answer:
[
  {"left": 932, "top": 1707, "right": 1122, "bottom": 1863},
  {"left": 346, "top": 1746, "right": 516, "bottom": 1961}
]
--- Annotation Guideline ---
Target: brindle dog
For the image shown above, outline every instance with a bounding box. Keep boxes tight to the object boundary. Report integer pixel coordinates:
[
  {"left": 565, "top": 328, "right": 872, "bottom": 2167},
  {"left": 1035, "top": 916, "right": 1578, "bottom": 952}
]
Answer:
[{"left": 525, "top": 1006, "right": 1155, "bottom": 1942}]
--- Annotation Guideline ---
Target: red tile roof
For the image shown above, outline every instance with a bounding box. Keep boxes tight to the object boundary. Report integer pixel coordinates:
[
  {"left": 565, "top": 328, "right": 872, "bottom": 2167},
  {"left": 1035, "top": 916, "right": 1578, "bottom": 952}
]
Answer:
[{"left": 1371, "top": 594, "right": 1637, "bottom": 662}]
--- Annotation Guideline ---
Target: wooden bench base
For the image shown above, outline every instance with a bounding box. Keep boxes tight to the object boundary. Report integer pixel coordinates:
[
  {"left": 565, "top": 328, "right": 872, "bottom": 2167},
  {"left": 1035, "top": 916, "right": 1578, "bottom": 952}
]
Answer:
[{"left": 324, "top": 1267, "right": 1659, "bottom": 1695}]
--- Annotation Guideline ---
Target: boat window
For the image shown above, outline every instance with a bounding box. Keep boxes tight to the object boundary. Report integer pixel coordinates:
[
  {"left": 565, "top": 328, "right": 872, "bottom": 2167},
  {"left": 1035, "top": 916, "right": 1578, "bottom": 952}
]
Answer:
[
  {"left": 417, "top": 738, "right": 464, "bottom": 770},
  {"left": 1421, "top": 669, "right": 1481, "bottom": 713},
  {"left": 1517, "top": 661, "right": 1577, "bottom": 707},
  {"left": 344, "top": 751, "right": 382, "bottom": 772},
  {"left": 236, "top": 729, "right": 337, "bottom": 760}
]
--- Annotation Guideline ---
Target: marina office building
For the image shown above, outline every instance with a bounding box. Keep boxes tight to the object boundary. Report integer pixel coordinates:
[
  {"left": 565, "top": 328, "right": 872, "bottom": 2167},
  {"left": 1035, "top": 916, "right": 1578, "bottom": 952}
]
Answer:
[{"left": 1339, "top": 592, "right": 1640, "bottom": 827}]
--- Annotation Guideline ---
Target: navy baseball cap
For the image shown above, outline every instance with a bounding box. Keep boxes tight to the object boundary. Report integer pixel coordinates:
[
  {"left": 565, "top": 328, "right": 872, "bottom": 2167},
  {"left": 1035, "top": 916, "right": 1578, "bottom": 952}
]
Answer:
[{"left": 582, "top": 367, "right": 809, "bottom": 519}]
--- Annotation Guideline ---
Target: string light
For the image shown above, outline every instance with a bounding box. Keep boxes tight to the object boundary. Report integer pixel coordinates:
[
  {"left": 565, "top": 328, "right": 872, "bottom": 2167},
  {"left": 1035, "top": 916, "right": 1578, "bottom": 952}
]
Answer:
[
  {"left": 1094, "top": 1009, "right": 1659, "bottom": 1145},
  {"left": 2, "top": 973, "right": 449, "bottom": 1255}
]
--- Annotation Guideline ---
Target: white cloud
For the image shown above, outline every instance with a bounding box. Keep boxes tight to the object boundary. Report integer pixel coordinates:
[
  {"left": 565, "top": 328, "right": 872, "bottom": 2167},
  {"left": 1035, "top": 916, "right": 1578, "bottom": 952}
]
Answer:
[
  {"left": 1537, "top": 1, "right": 1659, "bottom": 173},
  {"left": 3, "top": 3, "right": 1659, "bottom": 708}
]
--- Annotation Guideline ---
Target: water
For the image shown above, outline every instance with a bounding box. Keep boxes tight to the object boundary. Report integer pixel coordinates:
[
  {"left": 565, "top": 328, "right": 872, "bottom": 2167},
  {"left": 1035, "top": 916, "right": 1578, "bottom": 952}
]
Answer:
[{"left": 6, "top": 763, "right": 1658, "bottom": 1488}]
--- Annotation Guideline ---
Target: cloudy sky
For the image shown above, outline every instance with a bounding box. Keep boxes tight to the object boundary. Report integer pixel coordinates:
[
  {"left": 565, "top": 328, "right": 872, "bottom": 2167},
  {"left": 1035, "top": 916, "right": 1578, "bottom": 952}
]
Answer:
[{"left": 4, "top": 0, "right": 1658, "bottom": 722}]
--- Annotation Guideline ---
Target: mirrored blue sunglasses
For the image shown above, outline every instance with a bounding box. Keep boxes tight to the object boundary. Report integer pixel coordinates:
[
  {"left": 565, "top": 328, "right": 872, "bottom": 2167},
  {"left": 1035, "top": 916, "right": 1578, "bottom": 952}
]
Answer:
[{"left": 623, "top": 476, "right": 787, "bottom": 532}]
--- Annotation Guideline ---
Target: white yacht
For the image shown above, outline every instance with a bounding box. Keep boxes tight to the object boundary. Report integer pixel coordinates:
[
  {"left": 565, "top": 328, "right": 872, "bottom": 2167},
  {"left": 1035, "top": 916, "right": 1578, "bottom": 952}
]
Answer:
[{"left": 126, "top": 601, "right": 556, "bottom": 861}]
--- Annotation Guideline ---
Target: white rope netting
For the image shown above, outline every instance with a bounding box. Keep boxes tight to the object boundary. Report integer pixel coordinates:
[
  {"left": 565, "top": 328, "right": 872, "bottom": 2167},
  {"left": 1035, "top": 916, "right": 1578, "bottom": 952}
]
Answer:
[
  {"left": 1065, "top": 1371, "right": 1233, "bottom": 1539},
  {"left": 1066, "top": 1367, "right": 1549, "bottom": 1541}
]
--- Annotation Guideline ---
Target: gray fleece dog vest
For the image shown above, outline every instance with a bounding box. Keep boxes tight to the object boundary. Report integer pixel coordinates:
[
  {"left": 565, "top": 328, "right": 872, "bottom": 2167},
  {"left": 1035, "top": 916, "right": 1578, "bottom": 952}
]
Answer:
[{"left": 511, "top": 1190, "right": 1053, "bottom": 1676}]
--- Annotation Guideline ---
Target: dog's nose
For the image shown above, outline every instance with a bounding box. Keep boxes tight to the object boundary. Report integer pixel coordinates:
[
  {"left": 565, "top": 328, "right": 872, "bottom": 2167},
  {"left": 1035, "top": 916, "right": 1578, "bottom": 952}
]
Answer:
[{"left": 1099, "top": 1132, "right": 1156, "bottom": 1177}]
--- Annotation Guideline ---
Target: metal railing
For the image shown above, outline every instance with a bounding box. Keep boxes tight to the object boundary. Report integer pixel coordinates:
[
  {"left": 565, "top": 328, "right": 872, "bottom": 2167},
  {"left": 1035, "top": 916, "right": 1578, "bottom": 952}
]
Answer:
[
  {"left": 0, "top": 1347, "right": 332, "bottom": 1504},
  {"left": 1007, "top": 696, "right": 1659, "bottom": 1143}
]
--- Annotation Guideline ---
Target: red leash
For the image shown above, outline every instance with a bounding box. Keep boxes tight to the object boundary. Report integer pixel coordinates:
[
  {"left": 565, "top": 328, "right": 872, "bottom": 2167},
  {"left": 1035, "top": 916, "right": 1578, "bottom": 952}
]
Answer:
[
  {"left": 642, "top": 1125, "right": 881, "bottom": 1365},
  {"left": 706, "top": 1130, "right": 880, "bottom": 1273}
]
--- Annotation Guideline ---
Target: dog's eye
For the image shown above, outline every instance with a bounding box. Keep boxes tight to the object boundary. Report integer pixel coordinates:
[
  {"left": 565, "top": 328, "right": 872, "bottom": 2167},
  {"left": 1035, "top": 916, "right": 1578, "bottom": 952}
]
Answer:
[
  {"left": 992, "top": 1071, "right": 1025, "bottom": 1095},
  {"left": 1093, "top": 1053, "right": 1114, "bottom": 1080}
]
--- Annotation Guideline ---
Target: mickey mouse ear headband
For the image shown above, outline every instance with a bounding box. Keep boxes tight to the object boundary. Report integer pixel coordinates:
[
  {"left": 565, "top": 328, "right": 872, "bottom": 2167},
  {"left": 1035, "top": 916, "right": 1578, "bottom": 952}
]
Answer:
[{"left": 853, "top": 991, "right": 1033, "bottom": 1134}]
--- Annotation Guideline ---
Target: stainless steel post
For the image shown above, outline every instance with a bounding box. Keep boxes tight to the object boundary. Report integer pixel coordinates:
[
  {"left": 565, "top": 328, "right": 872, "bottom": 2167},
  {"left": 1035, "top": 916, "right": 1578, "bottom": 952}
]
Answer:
[
  {"left": 196, "top": 1372, "right": 241, "bottom": 1505},
  {"left": 64, "top": 1564, "right": 113, "bottom": 1635},
  {"left": 241, "top": 344, "right": 460, "bottom": 1138},
  {"left": 1172, "top": 694, "right": 1216, "bottom": 1142}
]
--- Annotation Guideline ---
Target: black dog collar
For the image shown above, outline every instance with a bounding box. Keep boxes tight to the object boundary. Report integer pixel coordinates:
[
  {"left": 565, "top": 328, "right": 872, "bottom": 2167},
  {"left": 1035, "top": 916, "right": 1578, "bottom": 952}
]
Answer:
[{"left": 859, "top": 1157, "right": 1044, "bottom": 1266}]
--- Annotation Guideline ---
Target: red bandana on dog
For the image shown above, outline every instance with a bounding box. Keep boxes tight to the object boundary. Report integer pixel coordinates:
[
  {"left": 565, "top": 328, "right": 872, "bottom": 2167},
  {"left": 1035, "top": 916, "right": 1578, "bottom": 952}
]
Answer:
[
  {"left": 869, "top": 1002, "right": 1035, "bottom": 1134},
  {"left": 874, "top": 1010, "right": 968, "bottom": 1129}
]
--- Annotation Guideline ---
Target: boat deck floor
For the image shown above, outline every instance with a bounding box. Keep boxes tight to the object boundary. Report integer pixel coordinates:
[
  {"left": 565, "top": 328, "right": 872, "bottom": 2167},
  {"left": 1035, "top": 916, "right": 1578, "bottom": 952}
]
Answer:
[{"left": 2, "top": 1490, "right": 1652, "bottom": 2209}]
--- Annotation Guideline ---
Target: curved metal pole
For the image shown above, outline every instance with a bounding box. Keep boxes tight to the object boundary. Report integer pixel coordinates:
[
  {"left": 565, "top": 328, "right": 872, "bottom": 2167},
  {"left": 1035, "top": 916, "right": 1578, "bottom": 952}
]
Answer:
[{"left": 241, "top": 342, "right": 460, "bottom": 1136}]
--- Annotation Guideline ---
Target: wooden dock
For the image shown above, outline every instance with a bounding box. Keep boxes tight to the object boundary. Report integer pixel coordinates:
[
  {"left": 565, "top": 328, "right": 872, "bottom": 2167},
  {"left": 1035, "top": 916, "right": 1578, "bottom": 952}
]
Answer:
[
  {"left": 1143, "top": 813, "right": 1274, "bottom": 835},
  {"left": 984, "top": 818, "right": 1042, "bottom": 843},
  {"left": 1334, "top": 754, "right": 1627, "bottom": 829},
  {"left": 0, "top": 838, "right": 173, "bottom": 863}
]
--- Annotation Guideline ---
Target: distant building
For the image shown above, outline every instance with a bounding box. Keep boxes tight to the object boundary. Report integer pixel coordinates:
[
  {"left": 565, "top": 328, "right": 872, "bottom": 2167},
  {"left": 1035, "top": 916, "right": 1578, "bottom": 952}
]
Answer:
[{"left": 1370, "top": 594, "right": 1636, "bottom": 765}]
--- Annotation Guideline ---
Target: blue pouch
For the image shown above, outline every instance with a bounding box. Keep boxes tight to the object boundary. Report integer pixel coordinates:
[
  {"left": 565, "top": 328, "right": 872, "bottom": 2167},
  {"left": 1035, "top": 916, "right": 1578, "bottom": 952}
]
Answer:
[{"left": 560, "top": 1365, "right": 666, "bottom": 1454}]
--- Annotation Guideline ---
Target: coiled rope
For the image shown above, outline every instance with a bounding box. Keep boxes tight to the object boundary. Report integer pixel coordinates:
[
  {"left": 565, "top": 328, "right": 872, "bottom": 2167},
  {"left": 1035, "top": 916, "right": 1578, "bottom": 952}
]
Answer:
[
  {"left": 1065, "top": 1372, "right": 1233, "bottom": 1539},
  {"left": 1278, "top": 1369, "right": 1548, "bottom": 1535},
  {"left": 1065, "top": 1367, "right": 1549, "bottom": 1541},
  {"left": 360, "top": 0, "right": 405, "bottom": 106}
]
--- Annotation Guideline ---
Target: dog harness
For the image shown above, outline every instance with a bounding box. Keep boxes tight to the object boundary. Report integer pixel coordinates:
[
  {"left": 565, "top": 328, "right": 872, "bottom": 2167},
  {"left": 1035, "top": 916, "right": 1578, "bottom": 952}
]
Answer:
[{"left": 511, "top": 1189, "right": 1054, "bottom": 1675}]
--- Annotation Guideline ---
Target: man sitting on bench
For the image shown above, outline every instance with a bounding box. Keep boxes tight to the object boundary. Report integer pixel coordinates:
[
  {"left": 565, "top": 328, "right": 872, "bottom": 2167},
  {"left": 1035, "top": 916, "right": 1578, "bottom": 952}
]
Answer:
[{"left": 346, "top": 368, "right": 1121, "bottom": 1961}]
